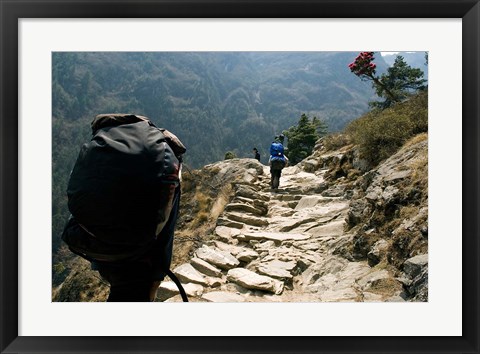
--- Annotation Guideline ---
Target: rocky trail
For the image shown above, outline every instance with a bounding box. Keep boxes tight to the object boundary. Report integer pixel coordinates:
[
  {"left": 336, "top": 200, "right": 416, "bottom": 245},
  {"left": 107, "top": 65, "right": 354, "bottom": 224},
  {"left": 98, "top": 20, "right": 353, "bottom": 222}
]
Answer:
[{"left": 157, "top": 164, "right": 409, "bottom": 303}]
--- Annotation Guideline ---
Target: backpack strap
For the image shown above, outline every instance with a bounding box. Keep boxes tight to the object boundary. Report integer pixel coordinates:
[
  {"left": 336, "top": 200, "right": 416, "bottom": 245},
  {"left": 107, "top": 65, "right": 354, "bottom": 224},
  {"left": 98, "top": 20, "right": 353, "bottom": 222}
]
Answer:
[
  {"left": 164, "top": 268, "right": 189, "bottom": 302},
  {"left": 159, "top": 128, "right": 187, "bottom": 159}
]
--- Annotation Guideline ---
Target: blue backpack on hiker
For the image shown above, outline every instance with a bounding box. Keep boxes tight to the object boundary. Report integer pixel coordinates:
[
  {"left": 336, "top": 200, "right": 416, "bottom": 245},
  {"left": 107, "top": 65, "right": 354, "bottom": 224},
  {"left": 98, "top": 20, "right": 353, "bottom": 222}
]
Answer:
[
  {"left": 270, "top": 142, "right": 286, "bottom": 170},
  {"left": 270, "top": 142, "right": 285, "bottom": 159}
]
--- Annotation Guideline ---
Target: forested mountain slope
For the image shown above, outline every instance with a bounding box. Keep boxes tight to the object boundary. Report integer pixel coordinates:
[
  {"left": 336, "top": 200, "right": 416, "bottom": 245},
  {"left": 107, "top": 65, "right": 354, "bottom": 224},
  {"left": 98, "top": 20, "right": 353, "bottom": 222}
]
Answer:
[{"left": 53, "top": 52, "right": 385, "bottom": 167}]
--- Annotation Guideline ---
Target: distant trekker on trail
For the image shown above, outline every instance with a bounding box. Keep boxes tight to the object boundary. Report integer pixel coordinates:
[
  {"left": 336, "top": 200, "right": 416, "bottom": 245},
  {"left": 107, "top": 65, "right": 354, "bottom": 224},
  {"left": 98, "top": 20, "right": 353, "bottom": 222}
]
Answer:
[
  {"left": 269, "top": 135, "right": 288, "bottom": 190},
  {"left": 253, "top": 147, "right": 261, "bottom": 162},
  {"left": 62, "top": 114, "right": 188, "bottom": 302}
]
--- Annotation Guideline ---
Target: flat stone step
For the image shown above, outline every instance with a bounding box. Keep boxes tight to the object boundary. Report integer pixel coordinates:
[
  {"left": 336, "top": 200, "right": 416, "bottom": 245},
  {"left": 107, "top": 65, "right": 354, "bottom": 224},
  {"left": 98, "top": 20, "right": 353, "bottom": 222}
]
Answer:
[
  {"left": 227, "top": 268, "right": 284, "bottom": 295},
  {"left": 237, "top": 249, "right": 260, "bottom": 262},
  {"left": 279, "top": 217, "right": 317, "bottom": 232},
  {"left": 191, "top": 257, "right": 223, "bottom": 277},
  {"left": 294, "top": 196, "right": 326, "bottom": 210},
  {"left": 301, "top": 202, "right": 350, "bottom": 218},
  {"left": 225, "top": 203, "right": 266, "bottom": 216},
  {"left": 201, "top": 291, "right": 246, "bottom": 303},
  {"left": 173, "top": 263, "right": 213, "bottom": 287},
  {"left": 214, "top": 226, "right": 241, "bottom": 242},
  {"left": 296, "top": 242, "right": 321, "bottom": 251},
  {"left": 307, "top": 219, "right": 346, "bottom": 238},
  {"left": 156, "top": 281, "right": 204, "bottom": 302},
  {"left": 239, "top": 231, "right": 310, "bottom": 243},
  {"left": 217, "top": 218, "right": 244, "bottom": 229},
  {"left": 320, "top": 287, "right": 359, "bottom": 302},
  {"left": 281, "top": 187, "right": 304, "bottom": 194},
  {"left": 195, "top": 245, "right": 240, "bottom": 270},
  {"left": 235, "top": 184, "right": 269, "bottom": 202},
  {"left": 212, "top": 240, "right": 248, "bottom": 257},
  {"left": 232, "top": 196, "right": 269, "bottom": 212},
  {"left": 225, "top": 212, "right": 269, "bottom": 227},
  {"left": 256, "top": 260, "right": 296, "bottom": 280},
  {"left": 252, "top": 240, "right": 276, "bottom": 252},
  {"left": 274, "top": 194, "right": 304, "bottom": 202}
]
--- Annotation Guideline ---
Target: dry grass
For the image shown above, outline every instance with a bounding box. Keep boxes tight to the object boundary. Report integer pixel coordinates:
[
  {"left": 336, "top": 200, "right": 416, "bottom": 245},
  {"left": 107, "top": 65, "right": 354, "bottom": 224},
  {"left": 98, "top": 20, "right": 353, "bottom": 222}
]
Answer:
[
  {"left": 195, "top": 189, "right": 211, "bottom": 209},
  {"left": 52, "top": 258, "right": 109, "bottom": 302},
  {"left": 399, "top": 205, "right": 419, "bottom": 220},
  {"left": 323, "top": 133, "right": 352, "bottom": 151},
  {"left": 403, "top": 132, "right": 428, "bottom": 148},
  {"left": 410, "top": 155, "right": 428, "bottom": 186},
  {"left": 210, "top": 184, "right": 233, "bottom": 219},
  {"left": 367, "top": 277, "right": 403, "bottom": 299}
]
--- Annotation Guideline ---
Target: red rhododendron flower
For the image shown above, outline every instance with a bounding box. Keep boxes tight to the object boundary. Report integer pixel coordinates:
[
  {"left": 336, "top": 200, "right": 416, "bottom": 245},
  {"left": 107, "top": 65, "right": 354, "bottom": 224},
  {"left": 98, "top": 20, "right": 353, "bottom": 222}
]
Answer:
[{"left": 348, "top": 51, "right": 377, "bottom": 77}]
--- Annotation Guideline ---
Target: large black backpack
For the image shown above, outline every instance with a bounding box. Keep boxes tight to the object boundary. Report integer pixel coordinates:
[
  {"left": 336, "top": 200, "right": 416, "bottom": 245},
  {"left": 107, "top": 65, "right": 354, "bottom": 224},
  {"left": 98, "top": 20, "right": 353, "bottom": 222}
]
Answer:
[{"left": 62, "top": 114, "right": 186, "bottom": 263}]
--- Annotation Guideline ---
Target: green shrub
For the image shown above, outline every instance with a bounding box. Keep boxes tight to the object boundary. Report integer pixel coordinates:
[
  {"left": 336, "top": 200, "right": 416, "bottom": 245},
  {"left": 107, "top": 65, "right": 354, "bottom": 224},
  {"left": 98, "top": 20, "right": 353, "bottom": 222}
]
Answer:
[
  {"left": 224, "top": 151, "right": 237, "bottom": 160},
  {"left": 346, "top": 91, "right": 427, "bottom": 166}
]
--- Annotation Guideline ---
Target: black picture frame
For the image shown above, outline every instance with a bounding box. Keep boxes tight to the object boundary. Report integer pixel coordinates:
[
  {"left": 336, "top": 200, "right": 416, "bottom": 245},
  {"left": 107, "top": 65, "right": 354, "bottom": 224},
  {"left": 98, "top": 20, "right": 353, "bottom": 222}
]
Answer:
[{"left": 1, "top": 1, "right": 479, "bottom": 353}]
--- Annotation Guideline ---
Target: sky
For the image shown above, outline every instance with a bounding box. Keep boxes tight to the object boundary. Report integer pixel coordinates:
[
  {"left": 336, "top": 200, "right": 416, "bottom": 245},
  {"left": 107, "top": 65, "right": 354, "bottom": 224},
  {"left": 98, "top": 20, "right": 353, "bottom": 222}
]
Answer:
[{"left": 381, "top": 51, "right": 400, "bottom": 56}]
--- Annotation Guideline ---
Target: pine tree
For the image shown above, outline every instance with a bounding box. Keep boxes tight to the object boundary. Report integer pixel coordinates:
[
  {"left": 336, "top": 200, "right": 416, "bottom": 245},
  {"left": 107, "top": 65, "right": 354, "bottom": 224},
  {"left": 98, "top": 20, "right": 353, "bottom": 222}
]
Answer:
[
  {"left": 312, "top": 116, "right": 328, "bottom": 137},
  {"left": 283, "top": 113, "right": 320, "bottom": 165},
  {"left": 371, "top": 56, "right": 426, "bottom": 109},
  {"left": 348, "top": 52, "right": 426, "bottom": 109}
]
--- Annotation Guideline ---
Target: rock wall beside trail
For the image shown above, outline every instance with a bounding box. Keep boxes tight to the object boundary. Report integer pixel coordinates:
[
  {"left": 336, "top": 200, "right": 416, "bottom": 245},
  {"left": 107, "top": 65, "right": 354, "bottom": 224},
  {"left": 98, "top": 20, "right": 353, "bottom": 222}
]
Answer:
[{"left": 299, "top": 134, "right": 429, "bottom": 301}]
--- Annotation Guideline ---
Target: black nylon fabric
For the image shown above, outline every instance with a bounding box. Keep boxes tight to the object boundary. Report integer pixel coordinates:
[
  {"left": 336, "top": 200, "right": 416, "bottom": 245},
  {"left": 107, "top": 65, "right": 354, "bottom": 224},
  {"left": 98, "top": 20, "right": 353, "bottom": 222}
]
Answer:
[{"left": 63, "top": 120, "right": 180, "bottom": 261}]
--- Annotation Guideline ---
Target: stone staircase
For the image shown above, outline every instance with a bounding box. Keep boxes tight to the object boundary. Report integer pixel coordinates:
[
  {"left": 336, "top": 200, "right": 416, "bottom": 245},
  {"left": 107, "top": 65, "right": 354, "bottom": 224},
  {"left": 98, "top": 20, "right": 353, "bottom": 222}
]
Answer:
[{"left": 156, "top": 165, "right": 405, "bottom": 303}]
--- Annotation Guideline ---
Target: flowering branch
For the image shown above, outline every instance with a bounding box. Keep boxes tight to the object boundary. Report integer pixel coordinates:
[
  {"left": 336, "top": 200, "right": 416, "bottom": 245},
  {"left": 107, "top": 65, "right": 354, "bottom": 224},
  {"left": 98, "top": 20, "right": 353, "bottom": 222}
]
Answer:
[{"left": 348, "top": 52, "right": 398, "bottom": 103}]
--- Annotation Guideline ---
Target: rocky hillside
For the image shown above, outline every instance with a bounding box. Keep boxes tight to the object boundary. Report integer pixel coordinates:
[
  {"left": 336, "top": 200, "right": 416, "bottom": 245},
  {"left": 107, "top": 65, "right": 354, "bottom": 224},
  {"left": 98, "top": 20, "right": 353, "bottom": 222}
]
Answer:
[{"left": 52, "top": 133, "right": 428, "bottom": 302}]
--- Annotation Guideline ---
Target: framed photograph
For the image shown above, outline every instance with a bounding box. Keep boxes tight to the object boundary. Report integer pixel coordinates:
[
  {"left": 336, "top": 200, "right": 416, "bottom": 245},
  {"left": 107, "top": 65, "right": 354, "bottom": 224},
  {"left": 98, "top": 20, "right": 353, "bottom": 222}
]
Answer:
[{"left": 1, "top": 0, "right": 478, "bottom": 353}]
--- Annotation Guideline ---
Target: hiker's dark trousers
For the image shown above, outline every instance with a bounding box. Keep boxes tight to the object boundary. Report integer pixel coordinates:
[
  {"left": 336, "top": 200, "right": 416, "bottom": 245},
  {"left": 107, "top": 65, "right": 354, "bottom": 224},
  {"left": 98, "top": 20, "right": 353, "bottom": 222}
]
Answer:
[
  {"left": 270, "top": 168, "right": 282, "bottom": 185},
  {"left": 96, "top": 261, "right": 155, "bottom": 302},
  {"left": 94, "top": 187, "right": 181, "bottom": 302}
]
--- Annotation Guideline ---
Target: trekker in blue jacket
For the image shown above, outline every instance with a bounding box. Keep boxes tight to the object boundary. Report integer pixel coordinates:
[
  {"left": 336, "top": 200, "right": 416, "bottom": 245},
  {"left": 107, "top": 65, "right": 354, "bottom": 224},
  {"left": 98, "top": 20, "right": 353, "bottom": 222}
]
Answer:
[{"left": 269, "top": 136, "right": 288, "bottom": 190}]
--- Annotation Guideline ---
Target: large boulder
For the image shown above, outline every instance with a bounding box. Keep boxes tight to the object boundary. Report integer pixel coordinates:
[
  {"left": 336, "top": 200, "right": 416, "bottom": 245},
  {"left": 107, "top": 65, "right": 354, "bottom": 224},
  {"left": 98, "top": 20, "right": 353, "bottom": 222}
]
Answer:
[
  {"left": 367, "top": 239, "right": 390, "bottom": 267},
  {"left": 403, "top": 254, "right": 428, "bottom": 278},
  {"left": 357, "top": 269, "right": 391, "bottom": 290},
  {"left": 407, "top": 265, "right": 428, "bottom": 301},
  {"left": 204, "top": 158, "right": 264, "bottom": 185},
  {"left": 346, "top": 199, "right": 369, "bottom": 228}
]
